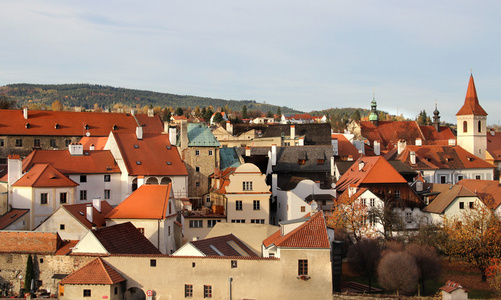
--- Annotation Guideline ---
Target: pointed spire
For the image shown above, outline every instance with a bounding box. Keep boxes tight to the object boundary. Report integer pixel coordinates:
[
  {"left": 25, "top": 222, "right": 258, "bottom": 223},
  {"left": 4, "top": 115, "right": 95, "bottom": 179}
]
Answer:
[{"left": 456, "top": 74, "right": 488, "bottom": 116}]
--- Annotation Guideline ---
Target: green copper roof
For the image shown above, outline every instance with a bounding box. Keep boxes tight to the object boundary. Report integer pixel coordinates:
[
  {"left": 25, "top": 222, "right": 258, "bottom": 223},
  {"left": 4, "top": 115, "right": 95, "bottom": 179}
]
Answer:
[
  {"left": 186, "top": 123, "right": 221, "bottom": 147},
  {"left": 220, "top": 147, "right": 242, "bottom": 170}
]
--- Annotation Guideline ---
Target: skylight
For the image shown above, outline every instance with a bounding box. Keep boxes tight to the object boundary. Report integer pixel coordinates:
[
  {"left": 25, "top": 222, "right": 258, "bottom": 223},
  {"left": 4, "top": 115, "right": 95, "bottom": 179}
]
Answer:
[
  {"left": 166, "top": 162, "right": 172, "bottom": 165},
  {"left": 209, "top": 245, "right": 224, "bottom": 256},
  {"left": 134, "top": 145, "right": 139, "bottom": 149},
  {"left": 136, "top": 161, "right": 141, "bottom": 165}
]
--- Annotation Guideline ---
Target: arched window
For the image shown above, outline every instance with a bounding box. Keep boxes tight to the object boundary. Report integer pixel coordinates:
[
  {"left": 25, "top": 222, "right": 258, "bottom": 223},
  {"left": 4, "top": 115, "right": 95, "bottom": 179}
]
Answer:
[
  {"left": 478, "top": 120, "right": 482, "bottom": 133},
  {"left": 463, "top": 121, "right": 468, "bottom": 133}
]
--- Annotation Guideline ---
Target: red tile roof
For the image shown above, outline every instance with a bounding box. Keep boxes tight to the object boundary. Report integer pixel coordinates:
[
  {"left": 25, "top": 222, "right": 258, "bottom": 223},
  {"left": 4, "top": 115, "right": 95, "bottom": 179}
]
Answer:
[
  {"left": 12, "top": 164, "right": 78, "bottom": 187},
  {"left": 0, "top": 109, "right": 162, "bottom": 136},
  {"left": 55, "top": 240, "right": 79, "bottom": 255},
  {"left": 60, "top": 258, "right": 125, "bottom": 285},
  {"left": 111, "top": 132, "right": 187, "bottom": 176},
  {"left": 422, "top": 184, "right": 477, "bottom": 214},
  {"left": 0, "top": 231, "right": 62, "bottom": 254},
  {"left": 190, "top": 233, "right": 258, "bottom": 257},
  {"left": 106, "top": 184, "right": 172, "bottom": 219},
  {"left": 22, "top": 150, "right": 120, "bottom": 174},
  {"left": 419, "top": 125, "right": 456, "bottom": 144},
  {"left": 332, "top": 134, "right": 360, "bottom": 158},
  {"left": 457, "top": 179, "right": 501, "bottom": 210},
  {"left": 92, "top": 222, "right": 161, "bottom": 254},
  {"left": 440, "top": 280, "right": 468, "bottom": 293},
  {"left": 0, "top": 209, "right": 29, "bottom": 230},
  {"left": 64, "top": 201, "right": 114, "bottom": 229},
  {"left": 335, "top": 156, "right": 407, "bottom": 192},
  {"left": 456, "top": 75, "right": 487, "bottom": 116},
  {"left": 487, "top": 130, "right": 501, "bottom": 162},
  {"left": 78, "top": 136, "right": 109, "bottom": 150},
  {"left": 263, "top": 211, "right": 330, "bottom": 249},
  {"left": 135, "top": 114, "right": 165, "bottom": 133},
  {"left": 336, "top": 188, "right": 369, "bottom": 205}
]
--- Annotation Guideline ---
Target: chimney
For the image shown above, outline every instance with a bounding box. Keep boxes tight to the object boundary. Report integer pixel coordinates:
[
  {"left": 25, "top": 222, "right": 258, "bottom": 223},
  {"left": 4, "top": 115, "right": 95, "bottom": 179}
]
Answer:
[
  {"left": 148, "top": 108, "right": 154, "bottom": 117},
  {"left": 8, "top": 155, "right": 22, "bottom": 187},
  {"left": 226, "top": 121, "right": 233, "bottom": 135},
  {"left": 415, "top": 138, "right": 422, "bottom": 146},
  {"left": 69, "top": 143, "right": 84, "bottom": 156},
  {"left": 330, "top": 156, "right": 335, "bottom": 177},
  {"left": 163, "top": 121, "right": 169, "bottom": 134},
  {"left": 86, "top": 204, "right": 93, "bottom": 223},
  {"left": 180, "top": 120, "right": 189, "bottom": 150},
  {"left": 89, "top": 144, "right": 95, "bottom": 151},
  {"left": 130, "top": 109, "right": 135, "bottom": 116},
  {"left": 298, "top": 137, "right": 304, "bottom": 146},
  {"left": 23, "top": 107, "right": 28, "bottom": 119},
  {"left": 347, "top": 155, "right": 353, "bottom": 161},
  {"left": 397, "top": 140, "right": 407, "bottom": 155},
  {"left": 245, "top": 146, "right": 251, "bottom": 157},
  {"left": 358, "top": 160, "right": 365, "bottom": 171},
  {"left": 332, "top": 138, "right": 339, "bottom": 156},
  {"left": 448, "top": 139, "right": 456, "bottom": 146},
  {"left": 374, "top": 140, "right": 380, "bottom": 156},
  {"left": 410, "top": 151, "right": 416, "bottom": 165},
  {"left": 92, "top": 198, "right": 101, "bottom": 212},
  {"left": 169, "top": 127, "right": 177, "bottom": 146},
  {"left": 136, "top": 126, "right": 143, "bottom": 140},
  {"left": 137, "top": 176, "right": 145, "bottom": 189},
  {"left": 271, "top": 144, "right": 277, "bottom": 166},
  {"left": 290, "top": 125, "right": 295, "bottom": 140},
  {"left": 272, "top": 173, "right": 278, "bottom": 196}
]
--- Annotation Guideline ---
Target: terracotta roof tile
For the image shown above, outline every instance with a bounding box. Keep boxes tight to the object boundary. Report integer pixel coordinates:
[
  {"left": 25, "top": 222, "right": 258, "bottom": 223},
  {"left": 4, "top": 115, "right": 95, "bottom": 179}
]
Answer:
[
  {"left": 64, "top": 201, "right": 114, "bottom": 229},
  {"left": 78, "top": 136, "right": 109, "bottom": 150},
  {"left": 13, "top": 164, "right": 78, "bottom": 187},
  {"left": 456, "top": 75, "right": 487, "bottom": 116},
  {"left": 0, "top": 231, "right": 62, "bottom": 254},
  {"left": 332, "top": 134, "right": 360, "bottom": 158},
  {"left": 440, "top": 280, "right": 468, "bottom": 293},
  {"left": 92, "top": 222, "right": 161, "bottom": 254},
  {"left": 60, "top": 258, "right": 125, "bottom": 285},
  {"left": 106, "top": 185, "right": 172, "bottom": 219},
  {"left": 423, "top": 184, "right": 477, "bottom": 214},
  {"left": 55, "top": 240, "right": 79, "bottom": 255},
  {"left": 0, "top": 209, "right": 29, "bottom": 230},
  {"left": 190, "top": 234, "right": 258, "bottom": 257},
  {"left": 487, "top": 130, "right": 501, "bottom": 162},
  {"left": 457, "top": 179, "right": 501, "bottom": 210}
]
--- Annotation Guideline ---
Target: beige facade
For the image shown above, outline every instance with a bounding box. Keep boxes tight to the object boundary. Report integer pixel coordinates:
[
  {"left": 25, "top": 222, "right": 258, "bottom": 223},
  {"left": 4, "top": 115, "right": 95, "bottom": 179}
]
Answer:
[
  {"left": 60, "top": 283, "right": 124, "bottom": 300},
  {"left": 182, "top": 216, "right": 225, "bottom": 245}
]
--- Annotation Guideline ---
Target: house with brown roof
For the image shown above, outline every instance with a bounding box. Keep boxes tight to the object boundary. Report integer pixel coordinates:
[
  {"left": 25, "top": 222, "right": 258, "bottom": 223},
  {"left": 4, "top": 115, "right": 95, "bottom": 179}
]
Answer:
[
  {"left": 59, "top": 258, "right": 126, "bottom": 300},
  {"left": 105, "top": 184, "right": 178, "bottom": 254},
  {"left": 0, "top": 208, "right": 29, "bottom": 230},
  {"left": 35, "top": 199, "right": 113, "bottom": 240},
  {"left": 457, "top": 179, "right": 501, "bottom": 216}
]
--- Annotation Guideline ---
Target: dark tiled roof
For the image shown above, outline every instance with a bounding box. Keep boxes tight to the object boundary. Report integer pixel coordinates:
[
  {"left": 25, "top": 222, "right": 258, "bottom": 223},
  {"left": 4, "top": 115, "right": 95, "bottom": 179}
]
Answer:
[
  {"left": 190, "top": 233, "right": 258, "bottom": 257},
  {"left": 0, "top": 209, "right": 29, "bottom": 230},
  {"left": 60, "top": 258, "right": 125, "bottom": 285},
  {"left": 262, "top": 123, "right": 331, "bottom": 145},
  {"left": 273, "top": 146, "right": 333, "bottom": 173},
  {"left": 93, "top": 222, "right": 161, "bottom": 254}
]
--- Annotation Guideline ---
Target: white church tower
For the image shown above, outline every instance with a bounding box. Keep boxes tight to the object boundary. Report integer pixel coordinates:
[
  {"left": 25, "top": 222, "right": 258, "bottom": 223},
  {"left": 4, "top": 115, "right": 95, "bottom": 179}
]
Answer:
[{"left": 456, "top": 74, "right": 488, "bottom": 159}]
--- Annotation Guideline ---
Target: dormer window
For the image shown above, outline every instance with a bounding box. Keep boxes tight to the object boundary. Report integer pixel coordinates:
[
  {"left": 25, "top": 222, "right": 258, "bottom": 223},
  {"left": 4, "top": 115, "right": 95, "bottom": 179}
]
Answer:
[
  {"left": 298, "top": 159, "right": 306, "bottom": 165},
  {"left": 84, "top": 124, "right": 89, "bottom": 130},
  {"left": 25, "top": 123, "right": 30, "bottom": 129},
  {"left": 112, "top": 124, "right": 117, "bottom": 130},
  {"left": 54, "top": 123, "right": 59, "bottom": 129},
  {"left": 134, "top": 144, "right": 139, "bottom": 149},
  {"left": 317, "top": 159, "right": 324, "bottom": 165}
]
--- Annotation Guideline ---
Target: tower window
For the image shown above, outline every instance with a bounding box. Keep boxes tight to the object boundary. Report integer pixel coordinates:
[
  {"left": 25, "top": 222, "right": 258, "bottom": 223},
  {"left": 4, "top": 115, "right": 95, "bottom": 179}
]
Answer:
[
  {"left": 463, "top": 121, "right": 468, "bottom": 133},
  {"left": 478, "top": 120, "right": 482, "bottom": 133}
]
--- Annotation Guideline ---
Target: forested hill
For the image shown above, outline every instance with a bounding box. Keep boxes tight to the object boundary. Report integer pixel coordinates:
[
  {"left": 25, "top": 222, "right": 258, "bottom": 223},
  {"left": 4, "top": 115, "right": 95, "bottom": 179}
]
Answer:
[{"left": 0, "top": 83, "right": 301, "bottom": 113}]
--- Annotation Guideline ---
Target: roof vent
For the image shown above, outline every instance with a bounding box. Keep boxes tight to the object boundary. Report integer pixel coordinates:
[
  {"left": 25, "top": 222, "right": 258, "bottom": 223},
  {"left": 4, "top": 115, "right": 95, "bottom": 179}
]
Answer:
[
  {"left": 84, "top": 124, "right": 89, "bottom": 130},
  {"left": 166, "top": 162, "right": 172, "bottom": 165},
  {"left": 166, "top": 146, "right": 171, "bottom": 150},
  {"left": 106, "top": 166, "right": 112, "bottom": 171},
  {"left": 136, "top": 161, "right": 141, "bottom": 165},
  {"left": 55, "top": 123, "right": 59, "bottom": 129},
  {"left": 25, "top": 123, "right": 30, "bottom": 129},
  {"left": 78, "top": 211, "right": 84, "bottom": 216},
  {"left": 134, "top": 144, "right": 139, "bottom": 149},
  {"left": 112, "top": 124, "right": 117, "bottom": 130}
]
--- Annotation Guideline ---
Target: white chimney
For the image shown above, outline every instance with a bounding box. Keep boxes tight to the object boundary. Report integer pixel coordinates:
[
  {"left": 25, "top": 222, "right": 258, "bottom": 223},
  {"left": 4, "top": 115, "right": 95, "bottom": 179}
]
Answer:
[
  {"left": 397, "top": 140, "right": 407, "bottom": 155},
  {"left": 136, "top": 126, "right": 143, "bottom": 140},
  {"left": 358, "top": 160, "right": 365, "bottom": 171},
  {"left": 415, "top": 138, "right": 422, "bottom": 146},
  {"left": 272, "top": 173, "right": 278, "bottom": 196},
  {"left": 448, "top": 139, "right": 456, "bottom": 146},
  {"left": 86, "top": 204, "right": 93, "bottom": 223},
  {"left": 23, "top": 107, "right": 28, "bottom": 119},
  {"left": 347, "top": 155, "right": 354, "bottom": 161},
  {"left": 148, "top": 108, "right": 154, "bottom": 117},
  {"left": 69, "top": 143, "right": 84, "bottom": 156},
  {"left": 226, "top": 121, "right": 233, "bottom": 135},
  {"left": 163, "top": 121, "right": 169, "bottom": 134},
  {"left": 89, "top": 144, "right": 95, "bottom": 151},
  {"left": 271, "top": 144, "right": 277, "bottom": 166},
  {"left": 330, "top": 157, "right": 335, "bottom": 177},
  {"left": 245, "top": 146, "right": 251, "bottom": 157},
  {"left": 130, "top": 109, "right": 135, "bottom": 116},
  {"left": 374, "top": 140, "right": 380, "bottom": 156},
  {"left": 410, "top": 151, "right": 416, "bottom": 165},
  {"left": 169, "top": 127, "right": 177, "bottom": 146},
  {"left": 298, "top": 137, "right": 304, "bottom": 146},
  {"left": 290, "top": 125, "right": 295, "bottom": 140},
  {"left": 332, "top": 138, "right": 339, "bottom": 156},
  {"left": 8, "top": 155, "right": 22, "bottom": 187},
  {"left": 92, "top": 198, "right": 101, "bottom": 212}
]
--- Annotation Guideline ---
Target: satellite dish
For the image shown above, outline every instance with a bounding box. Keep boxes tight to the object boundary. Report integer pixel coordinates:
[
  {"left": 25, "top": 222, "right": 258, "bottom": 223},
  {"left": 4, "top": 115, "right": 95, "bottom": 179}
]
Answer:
[{"left": 86, "top": 131, "right": 90, "bottom": 137}]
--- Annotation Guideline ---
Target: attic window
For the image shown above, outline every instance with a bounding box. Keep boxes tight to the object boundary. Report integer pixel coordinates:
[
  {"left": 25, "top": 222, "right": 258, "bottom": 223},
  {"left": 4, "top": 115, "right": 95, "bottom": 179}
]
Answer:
[
  {"left": 78, "top": 211, "right": 84, "bottom": 216},
  {"left": 112, "top": 124, "right": 117, "bottom": 130},
  {"left": 166, "top": 162, "right": 172, "bottom": 165},
  {"left": 298, "top": 159, "right": 306, "bottom": 165},
  {"left": 425, "top": 157, "right": 431, "bottom": 162},
  {"left": 84, "top": 124, "right": 89, "bottom": 130},
  {"left": 106, "top": 166, "right": 112, "bottom": 171},
  {"left": 136, "top": 161, "right": 142, "bottom": 165},
  {"left": 84, "top": 152, "right": 90, "bottom": 156},
  {"left": 54, "top": 123, "right": 59, "bottom": 129},
  {"left": 25, "top": 123, "right": 30, "bottom": 129},
  {"left": 134, "top": 145, "right": 139, "bottom": 149},
  {"left": 317, "top": 159, "right": 324, "bottom": 165},
  {"left": 446, "top": 157, "right": 453, "bottom": 162},
  {"left": 467, "top": 157, "right": 473, "bottom": 161}
]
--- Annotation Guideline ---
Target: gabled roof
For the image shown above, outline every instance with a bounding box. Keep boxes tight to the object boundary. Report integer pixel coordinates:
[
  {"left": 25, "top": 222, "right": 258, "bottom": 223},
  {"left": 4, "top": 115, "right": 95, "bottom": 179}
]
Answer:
[
  {"left": 219, "top": 147, "right": 242, "bottom": 170},
  {"left": 78, "top": 136, "right": 109, "bottom": 150},
  {"left": 262, "top": 123, "right": 332, "bottom": 145},
  {"left": 0, "top": 209, "right": 29, "bottom": 230},
  {"left": 0, "top": 231, "right": 63, "bottom": 254},
  {"left": 106, "top": 184, "right": 173, "bottom": 219},
  {"left": 419, "top": 125, "right": 456, "bottom": 144},
  {"left": 387, "top": 145, "right": 495, "bottom": 170},
  {"left": 91, "top": 222, "right": 161, "bottom": 254},
  {"left": 59, "top": 258, "right": 125, "bottom": 285},
  {"left": 336, "top": 187, "right": 369, "bottom": 205},
  {"left": 487, "top": 130, "right": 501, "bottom": 162},
  {"left": 335, "top": 156, "right": 407, "bottom": 193},
  {"left": 111, "top": 132, "right": 187, "bottom": 176},
  {"left": 423, "top": 184, "right": 477, "bottom": 214},
  {"left": 189, "top": 234, "right": 258, "bottom": 257},
  {"left": 332, "top": 134, "right": 360, "bottom": 158},
  {"left": 22, "top": 150, "right": 120, "bottom": 174},
  {"left": 184, "top": 123, "right": 221, "bottom": 147},
  {"left": 64, "top": 201, "right": 114, "bottom": 229},
  {"left": 440, "top": 280, "right": 468, "bottom": 293},
  {"left": 273, "top": 145, "right": 333, "bottom": 173},
  {"left": 456, "top": 75, "right": 487, "bottom": 116},
  {"left": 13, "top": 164, "right": 78, "bottom": 187},
  {"left": 457, "top": 179, "right": 501, "bottom": 210},
  {"left": 263, "top": 211, "right": 330, "bottom": 249},
  {"left": 0, "top": 109, "right": 162, "bottom": 136}
]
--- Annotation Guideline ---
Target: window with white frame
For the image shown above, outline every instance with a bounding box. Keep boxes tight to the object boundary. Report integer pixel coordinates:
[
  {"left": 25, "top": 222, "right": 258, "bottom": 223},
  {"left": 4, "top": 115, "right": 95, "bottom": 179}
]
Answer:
[
  {"left": 208, "top": 150, "right": 213, "bottom": 156},
  {"left": 298, "top": 259, "right": 308, "bottom": 276},
  {"left": 80, "top": 190, "right": 87, "bottom": 201},
  {"left": 236, "top": 200, "right": 242, "bottom": 211},
  {"left": 253, "top": 200, "right": 260, "bottom": 210},
  {"left": 231, "top": 219, "right": 245, "bottom": 223},
  {"left": 251, "top": 219, "right": 265, "bottom": 224},
  {"left": 104, "top": 174, "right": 111, "bottom": 182},
  {"left": 195, "top": 150, "right": 200, "bottom": 156},
  {"left": 60, "top": 192, "right": 67, "bottom": 204},
  {"left": 104, "top": 189, "right": 111, "bottom": 200},
  {"left": 242, "top": 181, "right": 253, "bottom": 191},
  {"left": 370, "top": 198, "right": 375, "bottom": 206},
  {"left": 405, "top": 212, "right": 412, "bottom": 224},
  {"left": 41, "top": 193, "right": 48, "bottom": 205},
  {"left": 189, "top": 220, "right": 203, "bottom": 228},
  {"left": 207, "top": 220, "right": 220, "bottom": 228}
]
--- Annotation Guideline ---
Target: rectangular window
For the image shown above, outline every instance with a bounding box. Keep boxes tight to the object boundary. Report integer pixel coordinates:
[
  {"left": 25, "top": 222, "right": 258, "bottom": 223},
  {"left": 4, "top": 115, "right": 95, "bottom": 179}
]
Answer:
[
  {"left": 150, "top": 259, "right": 156, "bottom": 267},
  {"left": 236, "top": 200, "right": 242, "bottom": 211},
  {"left": 196, "top": 166, "right": 200, "bottom": 172},
  {"left": 104, "top": 189, "right": 111, "bottom": 200},
  {"left": 15, "top": 139, "right": 22, "bottom": 147},
  {"left": 60, "top": 192, "right": 67, "bottom": 204},
  {"left": 80, "top": 190, "right": 87, "bottom": 201},
  {"left": 457, "top": 175, "right": 464, "bottom": 182},
  {"left": 195, "top": 150, "right": 200, "bottom": 156},
  {"left": 60, "top": 224, "right": 65, "bottom": 230},
  {"left": 196, "top": 182, "right": 200, "bottom": 187},
  {"left": 114, "top": 287, "right": 118, "bottom": 295},
  {"left": 0, "top": 139, "right": 4, "bottom": 147},
  {"left": 298, "top": 259, "right": 308, "bottom": 276},
  {"left": 251, "top": 219, "right": 265, "bottom": 224},
  {"left": 83, "top": 289, "right": 91, "bottom": 297},
  {"left": 41, "top": 193, "right": 48, "bottom": 205},
  {"left": 300, "top": 206, "right": 305, "bottom": 212},
  {"left": 475, "top": 175, "right": 481, "bottom": 180},
  {"left": 185, "top": 284, "right": 193, "bottom": 298},
  {"left": 50, "top": 139, "right": 57, "bottom": 148},
  {"left": 65, "top": 139, "right": 71, "bottom": 147},
  {"left": 208, "top": 150, "right": 213, "bottom": 156},
  {"left": 440, "top": 175, "right": 447, "bottom": 184},
  {"left": 253, "top": 200, "right": 260, "bottom": 210},
  {"left": 189, "top": 220, "right": 203, "bottom": 228},
  {"left": 394, "top": 190, "right": 400, "bottom": 199},
  {"left": 104, "top": 174, "right": 111, "bottom": 182},
  {"left": 34, "top": 139, "right": 41, "bottom": 147},
  {"left": 207, "top": 220, "right": 220, "bottom": 228},
  {"left": 231, "top": 219, "right": 246, "bottom": 223},
  {"left": 469, "top": 202, "right": 475, "bottom": 209},
  {"left": 405, "top": 212, "right": 412, "bottom": 224},
  {"left": 361, "top": 198, "right": 366, "bottom": 206},
  {"left": 80, "top": 175, "right": 87, "bottom": 183},
  {"left": 231, "top": 260, "right": 237, "bottom": 268},
  {"left": 242, "top": 181, "right": 253, "bottom": 191},
  {"left": 459, "top": 202, "right": 465, "bottom": 209},
  {"left": 370, "top": 198, "right": 375, "bottom": 206},
  {"left": 138, "top": 228, "right": 145, "bottom": 235},
  {"left": 204, "top": 285, "right": 212, "bottom": 298}
]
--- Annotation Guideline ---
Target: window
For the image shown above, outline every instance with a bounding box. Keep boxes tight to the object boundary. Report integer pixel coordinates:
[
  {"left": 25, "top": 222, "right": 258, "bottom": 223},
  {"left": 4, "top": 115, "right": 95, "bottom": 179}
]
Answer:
[
  {"left": 478, "top": 120, "right": 482, "bottom": 133},
  {"left": 317, "top": 159, "right": 324, "bottom": 165},
  {"left": 195, "top": 166, "right": 200, "bottom": 172},
  {"left": 208, "top": 150, "right": 213, "bottom": 156},
  {"left": 251, "top": 219, "right": 265, "bottom": 224},
  {"left": 470, "top": 202, "right": 475, "bottom": 209},
  {"left": 457, "top": 175, "right": 464, "bottom": 182},
  {"left": 204, "top": 285, "right": 212, "bottom": 298},
  {"left": 298, "top": 259, "right": 308, "bottom": 276},
  {"left": 463, "top": 121, "right": 468, "bottom": 133},
  {"left": 104, "top": 189, "right": 111, "bottom": 200},
  {"left": 195, "top": 150, "right": 200, "bottom": 156},
  {"left": 370, "top": 198, "right": 375, "bottom": 206},
  {"left": 459, "top": 202, "right": 465, "bottom": 209},
  {"left": 80, "top": 190, "right": 87, "bottom": 201},
  {"left": 405, "top": 212, "right": 412, "bottom": 224},
  {"left": 243, "top": 181, "right": 253, "bottom": 191},
  {"left": 80, "top": 175, "right": 87, "bottom": 183},
  {"left": 231, "top": 260, "right": 237, "bottom": 268},
  {"left": 138, "top": 228, "right": 145, "bottom": 235},
  {"left": 207, "top": 220, "right": 220, "bottom": 228},
  {"left": 236, "top": 200, "right": 242, "bottom": 211},
  {"left": 298, "top": 159, "right": 306, "bottom": 165},
  {"left": 83, "top": 289, "right": 91, "bottom": 297},
  {"left": 41, "top": 193, "right": 48, "bottom": 205},
  {"left": 168, "top": 225, "right": 171, "bottom": 236},
  {"left": 440, "top": 175, "right": 447, "bottom": 184},
  {"left": 394, "top": 190, "right": 400, "bottom": 199},
  {"left": 150, "top": 259, "right": 156, "bottom": 267},
  {"left": 39, "top": 258, "right": 44, "bottom": 264},
  {"left": 189, "top": 220, "right": 203, "bottom": 228},
  {"left": 114, "top": 287, "right": 118, "bottom": 295},
  {"left": 475, "top": 175, "right": 481, "bottom": 180},
  {"left": 185, "top": 284, "right": 193, "bottom": 297},
  {"left": 300, "top": 206, "right": 305, "bottom": 212},
  {"left": 15, "top": 139, "right": 22, "bottom": 147},
  {"left": 104, "top": 174, "right": 111, "bottom": 182},
  {"left": 196, "top": 182, "right": 200, "bottom": 187},
  {"left": 50, "top": 139, "right": 56, "bottom": 148},
  {"left": 0, "top": 139, "right": 4, "bottom": 146},
  {"left": 231, "top": 219, "right": 245, "bottom": 223},
  {"left": 34, "top": 139, "right": 40, "bottom": 147},
  {"left": 65, "top": 139, "right": 71, "bottom": 147},
  {"left": 60, "top": 192, "right": 67, "bottom": 204},
  {"left": 361, "top": 198, "right": 366, "bottom": 206},
  {"left": 253, "top": 200, "right": 260, "bottom": 210},
  {"left": 60, "top": 224, "right": 65, "bottom": 230}
]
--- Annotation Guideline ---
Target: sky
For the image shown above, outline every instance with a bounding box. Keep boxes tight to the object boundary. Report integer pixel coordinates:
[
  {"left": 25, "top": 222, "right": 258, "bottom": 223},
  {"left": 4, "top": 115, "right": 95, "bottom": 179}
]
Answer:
[{"left": 1, "top": 1, "right": 501, "bottom": 124}]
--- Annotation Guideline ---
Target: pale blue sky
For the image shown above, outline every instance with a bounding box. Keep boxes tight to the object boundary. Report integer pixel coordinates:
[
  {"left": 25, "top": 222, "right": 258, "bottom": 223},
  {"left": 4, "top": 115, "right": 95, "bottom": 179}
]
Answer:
[{"left": 1, "top": 1, "right": 500, "bottom": 124}]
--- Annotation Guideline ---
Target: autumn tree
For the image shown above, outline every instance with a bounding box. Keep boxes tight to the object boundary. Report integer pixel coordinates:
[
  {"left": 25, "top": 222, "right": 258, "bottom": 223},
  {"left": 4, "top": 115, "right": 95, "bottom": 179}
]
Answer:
[
  {"left": 486, "top": 258, "right": 501, "bottom": 293},
  {"left": 378, "top": 251, "right": 418, "bottom": 295},
  {"left": 347, "top": 239, "right": 382, "bottom": 292},
  {"left": 416, "top": 110, "right": 431, "bottom": 125},
  {"left": 405, "top": 244, "right": 442, "bottom": 296},
  {"left": 327, "top": 200, "right": 374, "bottom": 244},
  {"left": 442, "top": 206, "right": 501, "bottom": 282},
  {"left": 51, "top": 100, "right": 63, "bottom": 111}
]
